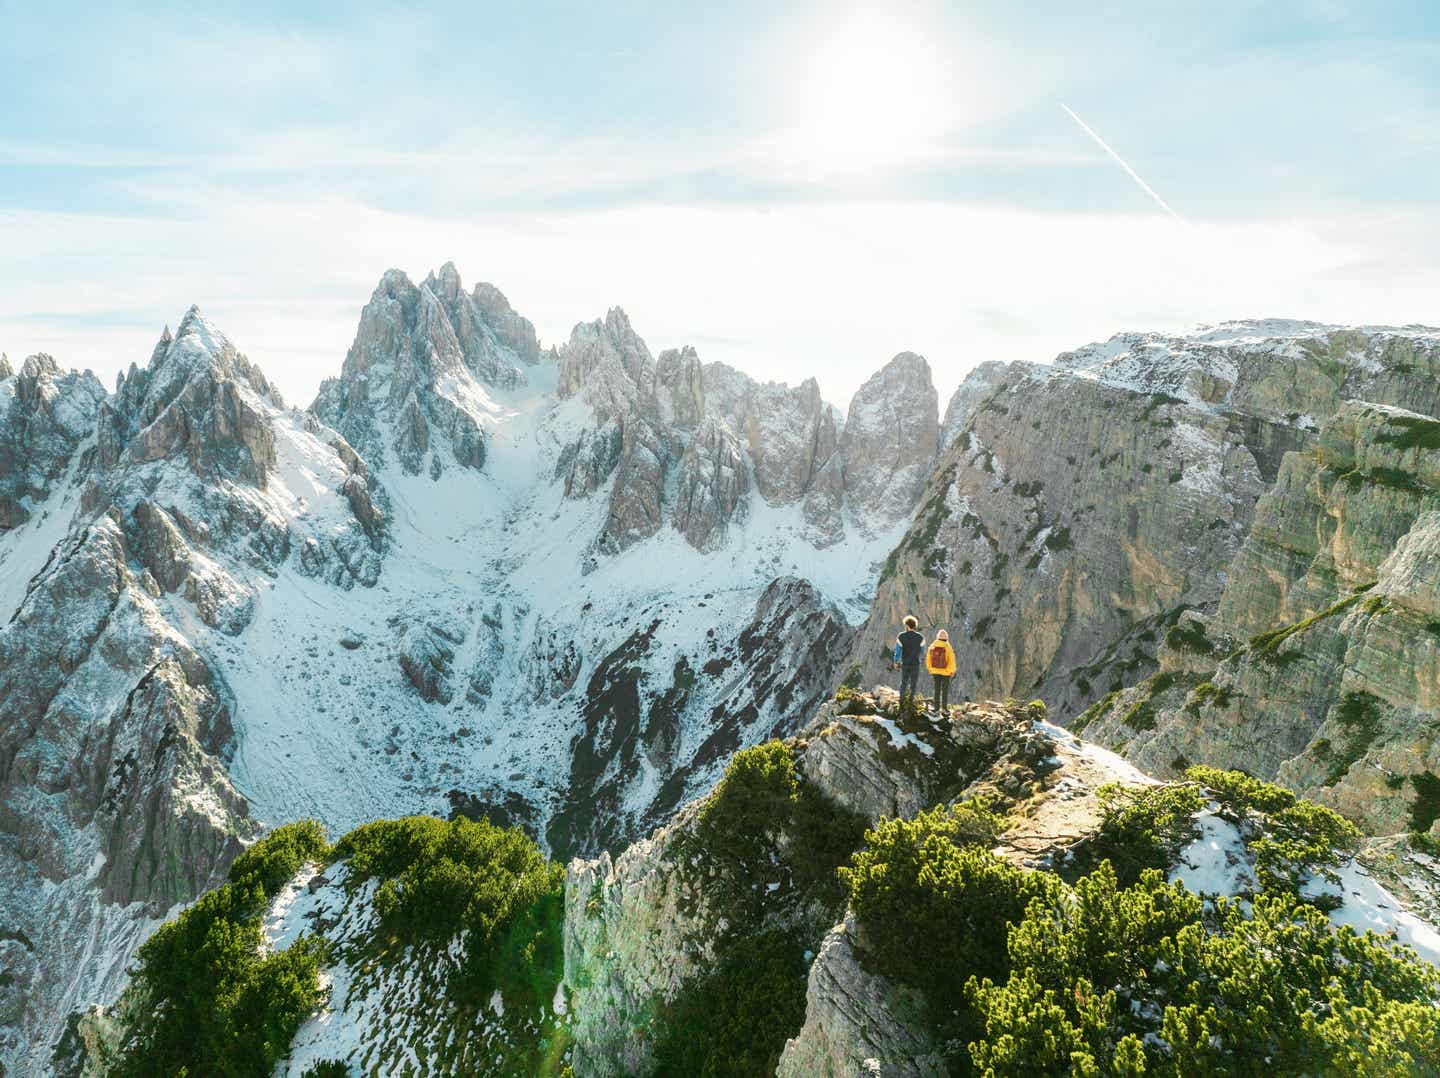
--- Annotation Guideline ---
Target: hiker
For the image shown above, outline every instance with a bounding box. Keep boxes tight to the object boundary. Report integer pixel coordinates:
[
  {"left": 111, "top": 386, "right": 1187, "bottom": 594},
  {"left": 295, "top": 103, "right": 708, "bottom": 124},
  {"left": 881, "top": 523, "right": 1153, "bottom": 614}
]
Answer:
[
  {"left": 891, "top": 615, "right": 925, "bottom": 706},
  {"left": 927, "top": 629, "right": 956, "bottom": 712}
]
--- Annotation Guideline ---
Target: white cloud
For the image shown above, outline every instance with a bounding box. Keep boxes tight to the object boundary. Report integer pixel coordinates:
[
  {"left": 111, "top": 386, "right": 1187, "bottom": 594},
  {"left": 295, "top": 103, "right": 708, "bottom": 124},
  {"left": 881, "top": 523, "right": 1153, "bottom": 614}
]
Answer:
[{"left": 1, "top": 197, "right": 1437, "bottom": 412}]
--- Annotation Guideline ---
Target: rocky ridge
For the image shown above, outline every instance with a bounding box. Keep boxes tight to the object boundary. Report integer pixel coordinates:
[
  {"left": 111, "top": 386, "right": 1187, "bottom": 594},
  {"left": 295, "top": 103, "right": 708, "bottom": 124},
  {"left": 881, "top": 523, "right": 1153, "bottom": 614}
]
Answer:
[{"left": 67, "top": 684, "right": 1440, "bottom": 1076}]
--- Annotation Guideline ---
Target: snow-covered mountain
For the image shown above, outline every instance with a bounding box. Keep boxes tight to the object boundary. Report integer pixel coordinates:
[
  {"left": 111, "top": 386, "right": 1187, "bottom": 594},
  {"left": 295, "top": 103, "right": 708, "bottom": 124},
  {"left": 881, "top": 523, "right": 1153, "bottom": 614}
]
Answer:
[{"left": 0, "top": 265, "right": 944, "bottom": 1071}]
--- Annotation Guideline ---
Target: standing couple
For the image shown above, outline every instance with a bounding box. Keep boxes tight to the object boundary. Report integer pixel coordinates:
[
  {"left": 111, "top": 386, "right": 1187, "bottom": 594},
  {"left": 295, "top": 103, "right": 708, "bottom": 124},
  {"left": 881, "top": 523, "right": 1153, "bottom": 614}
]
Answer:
[{"left": 891, "top": 615, "right": 956, "bottom": 711}]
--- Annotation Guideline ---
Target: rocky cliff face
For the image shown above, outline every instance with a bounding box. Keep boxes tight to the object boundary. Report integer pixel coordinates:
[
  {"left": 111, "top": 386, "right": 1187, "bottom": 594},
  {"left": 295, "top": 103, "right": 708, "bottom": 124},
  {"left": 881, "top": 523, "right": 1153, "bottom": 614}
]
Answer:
[
  {"left": 855, "top": 322, "right": 1440, "bottom": 724},
  {"left": 1082, "top": 398, "right": 1440, "bottom": 836}
]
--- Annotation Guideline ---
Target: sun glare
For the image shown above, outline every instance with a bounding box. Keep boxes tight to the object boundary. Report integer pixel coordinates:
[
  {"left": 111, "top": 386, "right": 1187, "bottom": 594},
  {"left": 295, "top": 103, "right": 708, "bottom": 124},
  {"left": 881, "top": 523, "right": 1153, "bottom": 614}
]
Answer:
[{"left": 782, "top": 7, "right": 956, "bottom": 179}]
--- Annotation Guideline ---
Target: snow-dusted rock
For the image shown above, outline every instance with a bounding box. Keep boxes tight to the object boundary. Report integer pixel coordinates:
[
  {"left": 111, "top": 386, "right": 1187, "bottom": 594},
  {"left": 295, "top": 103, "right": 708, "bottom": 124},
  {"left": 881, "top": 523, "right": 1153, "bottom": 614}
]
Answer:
[
  {"left": 0, "top": 354, "right": 105, "bottom": 530},
  {"left": 312, "top": 264, "right": 527, "bottom": 475},
  {"left": 838, "top": 351, "right": 939, "bottom": 530},
  {"left": 672, "top": 416, "right": 748, "bottom": 551}
]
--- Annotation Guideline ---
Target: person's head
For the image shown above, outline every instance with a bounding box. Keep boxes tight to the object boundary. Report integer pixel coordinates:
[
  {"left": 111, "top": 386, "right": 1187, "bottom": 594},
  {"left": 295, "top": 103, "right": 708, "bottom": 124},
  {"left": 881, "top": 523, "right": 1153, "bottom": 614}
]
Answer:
[
  {"left": 936, "top": 629, "right": 949, "bottom": 642},
  {"left": 903, "top": 615, "right": 918, "bottom": 630}
]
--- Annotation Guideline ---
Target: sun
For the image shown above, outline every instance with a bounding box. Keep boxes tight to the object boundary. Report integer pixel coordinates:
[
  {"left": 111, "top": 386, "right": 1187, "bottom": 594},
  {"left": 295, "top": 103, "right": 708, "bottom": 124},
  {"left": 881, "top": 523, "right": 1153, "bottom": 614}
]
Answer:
[{"left": 781, "top": 6, "right": 956, "bottom": 180}]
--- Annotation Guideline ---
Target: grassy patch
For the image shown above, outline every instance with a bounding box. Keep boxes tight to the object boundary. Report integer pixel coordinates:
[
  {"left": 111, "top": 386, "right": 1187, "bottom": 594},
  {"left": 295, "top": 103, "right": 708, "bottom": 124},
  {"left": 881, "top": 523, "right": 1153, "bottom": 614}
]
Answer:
[
  {"left": 1248, "top": 591, "right": 1366, "bottom": 663},
  {"left": 1323, "top": 691, "right": 1384, "bottom": 787},
  {"left": 1376, "top": 414, "right": 1440, "bottom": 451},
  {"left": 1410, "top": 771, "right": 1440, "bottom": 834}
]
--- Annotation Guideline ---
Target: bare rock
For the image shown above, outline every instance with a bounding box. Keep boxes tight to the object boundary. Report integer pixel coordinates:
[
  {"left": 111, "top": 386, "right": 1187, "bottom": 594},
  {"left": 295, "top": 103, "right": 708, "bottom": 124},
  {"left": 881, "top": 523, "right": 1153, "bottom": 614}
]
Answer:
[{"left": 672, "top": 417, "right": 748, "bottom": 550}]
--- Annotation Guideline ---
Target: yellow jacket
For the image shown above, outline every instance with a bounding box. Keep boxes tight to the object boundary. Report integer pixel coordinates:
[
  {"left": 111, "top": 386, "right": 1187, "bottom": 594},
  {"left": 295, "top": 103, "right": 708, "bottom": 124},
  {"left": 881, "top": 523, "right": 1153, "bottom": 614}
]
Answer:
[{"left": 925, "top": 639, "right": 956, "bottom": 676}]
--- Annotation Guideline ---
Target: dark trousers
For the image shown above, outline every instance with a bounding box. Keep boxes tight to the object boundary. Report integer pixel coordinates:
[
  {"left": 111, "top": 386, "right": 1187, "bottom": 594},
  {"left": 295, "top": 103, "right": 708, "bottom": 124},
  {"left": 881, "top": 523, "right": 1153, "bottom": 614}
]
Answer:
[
  {"left": 899, "top": 664, "right": 920, "bottom": 703},
  {"left": 933, "top": 673, "right": 951, "bottom": 711}
]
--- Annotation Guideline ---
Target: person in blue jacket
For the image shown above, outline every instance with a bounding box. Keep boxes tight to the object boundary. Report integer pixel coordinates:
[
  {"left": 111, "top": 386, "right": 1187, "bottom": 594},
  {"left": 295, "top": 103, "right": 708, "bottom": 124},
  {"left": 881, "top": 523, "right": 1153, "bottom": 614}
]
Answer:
[{"left": 891, "top": 615, "right": 925, "bottom": 707}]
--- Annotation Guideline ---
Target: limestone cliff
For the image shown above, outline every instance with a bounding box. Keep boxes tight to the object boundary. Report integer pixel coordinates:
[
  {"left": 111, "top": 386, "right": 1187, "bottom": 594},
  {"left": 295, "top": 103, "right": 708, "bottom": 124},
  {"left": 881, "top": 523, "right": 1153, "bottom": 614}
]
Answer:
[
  {"left": 855, "top": 322, "right": 1440, "bottom": 724},
  {"left": 1082, "top": 399, "right": 1440, "bottom": 836}
]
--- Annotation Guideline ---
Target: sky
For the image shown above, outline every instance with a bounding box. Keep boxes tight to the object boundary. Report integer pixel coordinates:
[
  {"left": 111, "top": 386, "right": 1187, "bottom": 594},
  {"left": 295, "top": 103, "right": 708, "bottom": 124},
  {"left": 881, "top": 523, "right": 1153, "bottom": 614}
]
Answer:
[{"left": 1, "top": 0, "right": 1438, "bottom": 409}]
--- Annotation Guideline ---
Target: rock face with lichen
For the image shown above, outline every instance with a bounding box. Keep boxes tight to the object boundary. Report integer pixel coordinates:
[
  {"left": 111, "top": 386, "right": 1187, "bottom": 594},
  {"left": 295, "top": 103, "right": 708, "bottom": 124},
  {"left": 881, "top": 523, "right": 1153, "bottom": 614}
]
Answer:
[
  {"left": 853, "top": 321, "right": 1440, "bottom": 727},
  {"left": 1081, "top": 399, "right": 1440, "bottom": 836}
]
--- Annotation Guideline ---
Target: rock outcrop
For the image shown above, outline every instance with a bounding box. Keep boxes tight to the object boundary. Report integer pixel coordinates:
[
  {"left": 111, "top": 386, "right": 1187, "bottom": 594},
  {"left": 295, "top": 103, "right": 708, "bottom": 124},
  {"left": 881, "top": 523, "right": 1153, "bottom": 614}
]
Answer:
[
  {"left": 836, "top": 351, "right": 939, "bottom": 529},
  {"left": 0, "top": 516, "right": 254, "bottom": 1067}
]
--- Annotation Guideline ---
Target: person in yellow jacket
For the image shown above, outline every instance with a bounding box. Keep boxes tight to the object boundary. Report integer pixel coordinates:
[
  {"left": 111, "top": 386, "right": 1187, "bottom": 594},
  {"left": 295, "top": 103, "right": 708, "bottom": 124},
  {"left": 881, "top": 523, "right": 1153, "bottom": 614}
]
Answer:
[{"left": 926, "top": 629, "right": 957, "bottom": 712}]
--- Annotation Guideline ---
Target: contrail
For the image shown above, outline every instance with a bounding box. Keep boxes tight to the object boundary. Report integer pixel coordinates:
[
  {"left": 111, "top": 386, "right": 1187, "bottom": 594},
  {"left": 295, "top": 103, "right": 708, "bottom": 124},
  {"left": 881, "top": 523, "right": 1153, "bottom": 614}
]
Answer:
[{"left": 1061, "top": 104, "right": 1181, "bottom": 220}]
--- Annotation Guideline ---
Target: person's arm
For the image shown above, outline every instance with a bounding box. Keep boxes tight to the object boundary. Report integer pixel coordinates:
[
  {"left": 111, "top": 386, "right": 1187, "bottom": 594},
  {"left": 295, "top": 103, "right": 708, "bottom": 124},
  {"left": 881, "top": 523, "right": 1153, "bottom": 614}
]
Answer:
[{"left": 893, "top": 640, "right": 902, "bottom": 667}]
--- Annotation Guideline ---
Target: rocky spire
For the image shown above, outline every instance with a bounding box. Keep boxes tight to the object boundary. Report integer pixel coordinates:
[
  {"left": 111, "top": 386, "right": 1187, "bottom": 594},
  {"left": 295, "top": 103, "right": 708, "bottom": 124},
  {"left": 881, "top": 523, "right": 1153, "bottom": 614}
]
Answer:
[
  {"left": 837, "top": 351, "right": 940, "bottom": 528},
  {"left": 312, "top": 265, "right": 537, "bottom": 476}
]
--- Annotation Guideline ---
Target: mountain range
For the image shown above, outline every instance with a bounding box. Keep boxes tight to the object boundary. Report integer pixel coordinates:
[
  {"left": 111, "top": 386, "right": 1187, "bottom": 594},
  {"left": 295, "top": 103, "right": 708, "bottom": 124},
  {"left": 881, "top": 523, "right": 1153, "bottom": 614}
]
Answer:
[{"left": 1, "top": 264, "right": 1438, "bottom": 1074}]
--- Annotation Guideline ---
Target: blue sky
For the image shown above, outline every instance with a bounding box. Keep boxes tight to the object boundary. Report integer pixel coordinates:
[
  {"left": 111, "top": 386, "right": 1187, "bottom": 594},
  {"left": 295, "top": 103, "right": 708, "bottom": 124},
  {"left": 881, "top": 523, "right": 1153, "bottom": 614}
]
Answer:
[{"left": 2, "top": 1, "right": 1437, "bottom": 406}]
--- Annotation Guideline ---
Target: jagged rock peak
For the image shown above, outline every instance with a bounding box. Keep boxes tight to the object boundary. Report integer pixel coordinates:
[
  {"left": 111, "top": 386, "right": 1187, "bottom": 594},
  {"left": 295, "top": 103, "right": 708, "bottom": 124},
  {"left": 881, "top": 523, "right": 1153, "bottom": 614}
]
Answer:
[
  {"left": 0, "top": 353, "right": 10, "bottom": 380},
  {"left": 838, "top": 350, "right": 940, "bottom": 527},
  {"left": 0, "top": 352, "right": 106, "bottom": 529},
  {"left": 556, "top": 306, "right": 655, "bottom": 417},
  {"left": 126, "top": 306, "right": 283, "bottom": 409},
  {"left": 311, "top": 264, "right": 540, "bottom": 474},
  {"left": 94, "top": 309, "right": 282, "bottom": 487}
]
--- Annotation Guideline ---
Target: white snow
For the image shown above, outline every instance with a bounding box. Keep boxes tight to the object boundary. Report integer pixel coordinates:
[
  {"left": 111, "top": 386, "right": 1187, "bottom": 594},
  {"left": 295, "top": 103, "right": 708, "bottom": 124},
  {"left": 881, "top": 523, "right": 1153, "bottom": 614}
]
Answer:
[{"left": 873, "top": 717, "right": 935, "bottom": 757}]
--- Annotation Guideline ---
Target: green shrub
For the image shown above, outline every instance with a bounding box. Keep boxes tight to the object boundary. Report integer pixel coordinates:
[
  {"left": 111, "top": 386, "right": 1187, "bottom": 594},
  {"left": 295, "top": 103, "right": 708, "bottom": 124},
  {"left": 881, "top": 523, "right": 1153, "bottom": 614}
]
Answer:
[
  {"left": 333, "top": 815, "right": 563, "bottom": 1002},
  {"left": 111, "top": 822, "right": 333, "bottom": 1077},
  {"left": 688, "top": 740, "right": 867, "bottom": 929},
  {"left": 301, "top": 1063, "right": 350, "bottom": 1078},
  {"left": 1324, "top": 691, "right": 1383, "bottom": 786},
  {"left": 840, "top": 802, "right": 1055, "bottom": 1056},
  {"left": 1186, "top": 766, "right": 1360, "bottom": 896},
  {"left": 1165, "top": 618, "right": 1214, "bottom": 655},
  {"left": 1085, "top": 782, "right": 1205, "bottom": 886},
  {"left": 968, "top": 867, "right": 1440, "bottom": 1075},
  {"left": 833, "top": 684, "right": 869, "bottom": 714},
  {"left": 228, "top": 818, "right": 331, "bottom": 898},
  {"left": 651, "top": 929, "right": 809, "bottom": 1077},
  {"left": 1411, "top": 771, "right": 1440, "bottom": 834}
]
